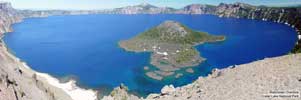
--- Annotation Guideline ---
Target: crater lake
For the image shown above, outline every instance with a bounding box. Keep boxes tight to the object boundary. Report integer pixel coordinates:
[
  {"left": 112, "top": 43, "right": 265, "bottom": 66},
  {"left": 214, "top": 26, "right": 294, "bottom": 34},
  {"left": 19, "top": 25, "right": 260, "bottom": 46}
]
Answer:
[{"left": 3, "top": 14, "right": 297, "bottom": 96}]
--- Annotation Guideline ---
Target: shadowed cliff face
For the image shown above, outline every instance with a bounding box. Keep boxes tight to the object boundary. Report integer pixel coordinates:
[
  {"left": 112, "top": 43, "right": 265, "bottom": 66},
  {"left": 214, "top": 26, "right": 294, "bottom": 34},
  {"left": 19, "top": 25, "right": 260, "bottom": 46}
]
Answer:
[
  {"left": 179, "top": 3, "right": 301, "bottom": 52},
  {"left": 0, "top": 2, "right": 23, "bottom": 36}
]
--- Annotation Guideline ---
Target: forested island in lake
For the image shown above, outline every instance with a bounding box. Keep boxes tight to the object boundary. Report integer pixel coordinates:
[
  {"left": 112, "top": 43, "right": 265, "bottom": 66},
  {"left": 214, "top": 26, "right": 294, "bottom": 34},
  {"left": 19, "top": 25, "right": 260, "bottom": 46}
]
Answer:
[{"left": 119, "top": 20, "right": 225, "bottom": 80}]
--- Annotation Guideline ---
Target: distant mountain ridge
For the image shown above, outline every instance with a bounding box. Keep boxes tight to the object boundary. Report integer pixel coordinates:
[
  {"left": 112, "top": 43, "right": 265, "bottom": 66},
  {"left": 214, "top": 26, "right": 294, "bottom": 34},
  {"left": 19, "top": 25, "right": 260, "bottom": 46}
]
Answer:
[
  {"left": 102, "top": 3, "right": 176, "bottom": 14},
  {"left": 104, "top": 2, "right": 301, "bottom": 52}
]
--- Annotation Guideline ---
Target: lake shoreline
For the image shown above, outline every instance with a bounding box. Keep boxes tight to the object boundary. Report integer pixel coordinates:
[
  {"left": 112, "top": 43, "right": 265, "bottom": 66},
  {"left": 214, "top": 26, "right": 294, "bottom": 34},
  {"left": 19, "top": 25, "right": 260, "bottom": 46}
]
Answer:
[
  {"left": 5, "top": 13, "right": 298, "bottom": 99},
  {"left": 0, "top": 23, "right": 99, "bottom": 100}
]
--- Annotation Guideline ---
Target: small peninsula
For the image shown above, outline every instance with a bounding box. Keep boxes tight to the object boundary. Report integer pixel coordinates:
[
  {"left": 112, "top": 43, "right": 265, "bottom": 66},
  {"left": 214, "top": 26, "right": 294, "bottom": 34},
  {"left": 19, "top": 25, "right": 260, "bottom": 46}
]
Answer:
[{"left": 119, "top": 21, "right": 225, "bottom": 80}]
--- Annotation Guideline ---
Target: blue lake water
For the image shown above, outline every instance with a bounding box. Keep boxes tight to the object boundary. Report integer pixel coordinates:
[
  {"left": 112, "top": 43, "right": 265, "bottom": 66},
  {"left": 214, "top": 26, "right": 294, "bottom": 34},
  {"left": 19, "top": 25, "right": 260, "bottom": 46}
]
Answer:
[{"left": 3, "top": 14, "right": 297, "bottom": 96}]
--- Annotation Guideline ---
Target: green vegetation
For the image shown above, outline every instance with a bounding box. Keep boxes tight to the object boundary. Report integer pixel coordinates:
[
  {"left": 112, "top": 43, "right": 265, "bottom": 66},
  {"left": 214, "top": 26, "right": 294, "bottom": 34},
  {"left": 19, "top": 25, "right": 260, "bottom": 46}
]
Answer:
[
  {"left": 119, "top": 20, "right": 226, "bottom": 80},
  {"left": 175, "top": 48, "right": 198, "bottom": 63},
  {"left": 291, "top": 43, "right": 301, "bottom": 53},
  {"left": 136, "top": 22, "right": 225, "bottom": 45},
  {"left": 159, "top": 60, "right": 169, "bottom": 65}
]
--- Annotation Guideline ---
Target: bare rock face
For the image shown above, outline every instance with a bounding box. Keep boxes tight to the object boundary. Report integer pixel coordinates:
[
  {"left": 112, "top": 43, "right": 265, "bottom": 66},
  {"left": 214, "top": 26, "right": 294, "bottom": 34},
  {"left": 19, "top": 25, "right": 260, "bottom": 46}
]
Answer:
[
  {"left": 0, "top": 2, "right": 22, "bottom": 36},
  {"left": 160, "top": 85, "right": 176, "bottom": 95},
  {"left": 0, "top": 43, "right": 73, "bottom": 100},
  {"left": 101, "top": 84, "right": 140, "bottom": 100},
  {"left": 215, "top": 2, "right": 255, "bottom": 17},
  {"left": 157, "top": 21, "right": 188, "bottom": 37},
  {"left": 108, "top": 3, "right": 175, "bottom": 14},
  {"left": 179, "top": 4, "right": 216, "bottom": 14}
]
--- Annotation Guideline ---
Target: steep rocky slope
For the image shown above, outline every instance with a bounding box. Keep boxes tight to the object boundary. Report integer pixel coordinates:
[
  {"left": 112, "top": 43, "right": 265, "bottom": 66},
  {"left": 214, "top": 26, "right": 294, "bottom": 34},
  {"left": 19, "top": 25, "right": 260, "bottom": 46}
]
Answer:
[
  {"left": 211, "top": 3, "right": 301, "bottom": 52},
  {"left": 101, "top": 3, "right": 176, "bottom": 14},
  {"left": 0, "top": 42, "right": 73, "bottom": 100},
  {"left": 103, "top": 54, "right": 301, "bottom": 100},
  {"left": 0, "top": 2, "right": 73, "bottom": 100},
  {"left": 0, "top": 2, "right": 22, "bottom": 35},
  {"left": 183, "top": 3, "right": 301, "bottom": 53}
]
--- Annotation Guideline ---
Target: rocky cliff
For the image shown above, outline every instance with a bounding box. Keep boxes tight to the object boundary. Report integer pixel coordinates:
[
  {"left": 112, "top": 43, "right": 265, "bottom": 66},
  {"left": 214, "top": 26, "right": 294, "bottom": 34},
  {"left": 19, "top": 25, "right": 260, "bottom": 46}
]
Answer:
[
  {"left": 186, "top": 3, "right": 301, "bottom": 53},
  {"left": 0, "top": 42, "right": 73, "bottom": 100},
  {"left": 208, "top": 3, "right": 301, "bottom": 53},
  {"left": 0, "top": 2, "right": 74, "bottom": 100},
  {"left": 0, "top": 2, "right": 22, "bottom": 36},
  {"left": 100, "top": 3, "right": 176, "bottom": 14}
]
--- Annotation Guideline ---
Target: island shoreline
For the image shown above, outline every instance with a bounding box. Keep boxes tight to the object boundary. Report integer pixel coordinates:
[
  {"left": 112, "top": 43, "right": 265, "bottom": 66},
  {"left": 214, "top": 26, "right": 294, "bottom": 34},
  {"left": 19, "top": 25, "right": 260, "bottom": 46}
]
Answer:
[{"left": 2, "top": 13, "right": 299, "bottom": 99}]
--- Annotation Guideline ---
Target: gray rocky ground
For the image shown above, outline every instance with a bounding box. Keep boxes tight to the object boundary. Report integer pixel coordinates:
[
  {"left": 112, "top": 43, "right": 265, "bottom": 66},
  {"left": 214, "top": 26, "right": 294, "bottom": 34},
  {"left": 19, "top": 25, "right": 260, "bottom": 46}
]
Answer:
[
  {"left": 103, "top": 54, "right": 301, "bottom": 100},
  {"left": 0, "top": 41, "right": 73, "bottom": 100}
]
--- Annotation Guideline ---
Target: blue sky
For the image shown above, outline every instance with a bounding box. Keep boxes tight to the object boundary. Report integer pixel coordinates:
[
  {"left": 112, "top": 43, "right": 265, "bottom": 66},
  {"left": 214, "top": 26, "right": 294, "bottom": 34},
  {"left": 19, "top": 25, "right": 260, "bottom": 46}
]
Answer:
[{"left": 3, "top": 0, "right": 301, "bottom": 10}]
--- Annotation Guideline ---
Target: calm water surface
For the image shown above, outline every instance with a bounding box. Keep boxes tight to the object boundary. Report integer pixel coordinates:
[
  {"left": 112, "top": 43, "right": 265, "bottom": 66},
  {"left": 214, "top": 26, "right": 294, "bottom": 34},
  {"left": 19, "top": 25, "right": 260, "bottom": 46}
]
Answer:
[{"left": 4, "top": 14, "right": 297, "bottom": 96}]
